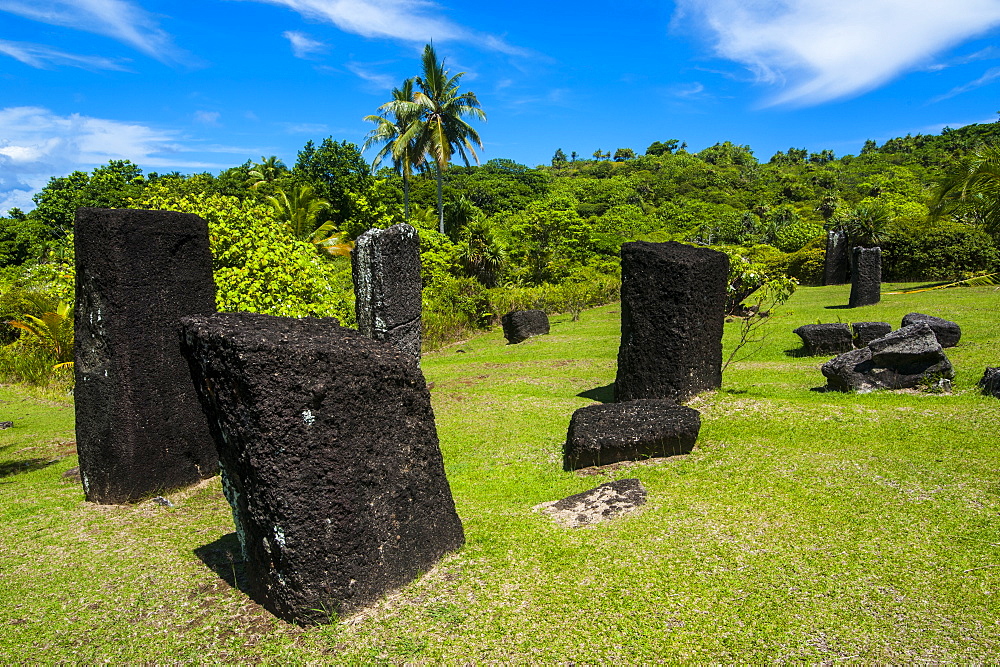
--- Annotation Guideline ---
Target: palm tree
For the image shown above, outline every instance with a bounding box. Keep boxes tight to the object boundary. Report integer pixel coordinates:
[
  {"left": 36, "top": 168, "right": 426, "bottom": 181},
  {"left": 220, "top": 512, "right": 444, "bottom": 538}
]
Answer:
[
  {"left": 398, "top": 43, "right": 486, "bottom": 234},
  {"left": 266, "top": 184, "right": 335, "bottom": 243},
  {"left": 457, "top": 218, "right": 506, "bottom": 287},
  {"left": 363, "top": 79, "right": 423, "bottom": 220},
  {"left": 248, "top": 156, "right": 286, "bottom": 191},
  {"left": 931, "top": 143, "right": 1000, "bottom": 236}
]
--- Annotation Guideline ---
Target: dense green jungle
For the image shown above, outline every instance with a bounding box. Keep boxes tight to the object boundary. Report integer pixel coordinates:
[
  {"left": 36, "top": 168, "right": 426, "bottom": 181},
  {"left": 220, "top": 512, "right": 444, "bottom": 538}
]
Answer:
[{"left": 2, "top": 118, "right": 1000, "bottom": 386}]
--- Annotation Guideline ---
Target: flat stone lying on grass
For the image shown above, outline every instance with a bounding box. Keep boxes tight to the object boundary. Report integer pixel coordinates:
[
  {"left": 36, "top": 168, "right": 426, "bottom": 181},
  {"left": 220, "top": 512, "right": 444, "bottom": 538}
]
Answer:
[
  {"left": 0, "top": 421, "right": 12, "bottom": 429},
  {"left": 181, "top": 312, "right": 464, "bottom": 625},
  {"left": 822, "top": 322, "right": 954, "bottom": 392},
  {"left": 352, "top": 223, "right": 423, "bottom": 360},
  {"left": 534, "top": 478, "right": 647, "bottom": 528},
  {"left": 980, "top": 367, "right": 1000, "bottom": 399},
  {"left": 501, "top": 309, "right": 550, "bottom": 344},
  {"left": 901, "top": 312, "right": 961, "bottom": 348},
  {"left": 852, "top": 321, "right": 892, "bottom": 348},
  {"left": 564, "top": 399, "right": 700, "bottom": 471},
  {"left": 615, "top": 241, "right": 728, "bottom": 402},
  {"left": 848, "top": 246, "right": 882, "bottom": 307},
  {"left": 74, "top": 207, "right": 218, "bottom": 505},
  {"left": 793, "top": 323, "right": 853, "bottom": 356}
]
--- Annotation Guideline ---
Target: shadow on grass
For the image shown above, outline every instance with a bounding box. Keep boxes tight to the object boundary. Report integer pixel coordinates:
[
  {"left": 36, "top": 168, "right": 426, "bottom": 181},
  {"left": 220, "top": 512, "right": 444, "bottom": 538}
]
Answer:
[
  {"left": 194, "top": 532, "right": 248, "bottom": 591},
  {"left": 578, "top": 383, "right": 615, "bottom": 403},
  {"left": 0, "top": 458, "right": 57, "bottom": 481},
  {"left": 824, "top": 304, "right": 854, "bottom": 310},
  {"left": 784, "top": 347, "right": 812, "bottom": 358}
]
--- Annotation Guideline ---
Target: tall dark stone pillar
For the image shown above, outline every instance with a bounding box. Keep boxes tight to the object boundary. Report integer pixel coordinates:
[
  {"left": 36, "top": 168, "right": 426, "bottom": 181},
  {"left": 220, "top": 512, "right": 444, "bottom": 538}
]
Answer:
[
  {"left": 74, "top": 208, "right": 218, "bottom": 504},
  {"left": 352, "top": 223, "right": 422, "bottom": 360},
  {"left": 823, "top": 230, "right": 849, "bottom": 285},
  {"left": 849, "top": 246, "right": 882, "bottom": 308},
  {"left": 181, "top": 313, "right": 464, "bottom": 625},
  {"left": 615, "top": 241, "right": 729, "bottom": 403}
]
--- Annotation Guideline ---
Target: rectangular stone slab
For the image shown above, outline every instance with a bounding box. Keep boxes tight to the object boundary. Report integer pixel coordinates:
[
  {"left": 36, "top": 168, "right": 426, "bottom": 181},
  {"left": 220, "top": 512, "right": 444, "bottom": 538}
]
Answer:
[
  {"left": 181, "top": 313, "right": 464, "bottom": 624},
  {"left": 74, "top": 207, "right": 218, "bottom": 504},
  {"left": 615, "top": 241, "right": 729, "bottom": 402}
]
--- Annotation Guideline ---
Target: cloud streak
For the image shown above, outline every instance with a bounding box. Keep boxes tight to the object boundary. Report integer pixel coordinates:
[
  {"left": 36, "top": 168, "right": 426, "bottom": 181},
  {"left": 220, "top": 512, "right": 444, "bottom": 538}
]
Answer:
[
  {"left": 0, "top": 39, "right": 131, "bottom": 70},
  {"left": 675, "top": 0, "right": 1000, "bottom": 106},
  {"left": 283, "top": 30, "right": 328, "bottom": 58},
  {"left": 248, "top": 0, "right": 528, "bottom": 54},
  {"left": 0, "top": 0, "right": 188, "bottom": 63}
]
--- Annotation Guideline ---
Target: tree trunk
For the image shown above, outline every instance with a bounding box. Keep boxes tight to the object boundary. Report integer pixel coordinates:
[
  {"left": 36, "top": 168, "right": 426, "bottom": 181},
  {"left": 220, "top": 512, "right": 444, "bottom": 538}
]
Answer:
[
  {"left": 402, "top": 168, "right": 410, "bottom": 220},
  {"left": 436, "top": 163, "right": 444, "bottom": 235}
]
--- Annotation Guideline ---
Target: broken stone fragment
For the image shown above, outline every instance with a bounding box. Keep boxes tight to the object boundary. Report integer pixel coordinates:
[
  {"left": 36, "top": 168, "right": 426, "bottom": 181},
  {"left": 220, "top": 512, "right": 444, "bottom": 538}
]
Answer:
[
  {"left": 501, "top": 309, "right": 550, "bottom": 344},
  {"left": 534, "top": 478, "right": 648, "bottom": 528},
  {"left": 901, "top": 312, "right": 961, "bottom": 348},
  {"left": 822, "top": 322, "right": 953, "bottom": 392},
  {"left": 980, "top": 367, "right": 1000, "bottom": 399},
  {"left": 852, "top": 321, "right": 892, "bottom": 348},
  {"left": 793, "top": 323, "right": 853, "bottom": 356}
]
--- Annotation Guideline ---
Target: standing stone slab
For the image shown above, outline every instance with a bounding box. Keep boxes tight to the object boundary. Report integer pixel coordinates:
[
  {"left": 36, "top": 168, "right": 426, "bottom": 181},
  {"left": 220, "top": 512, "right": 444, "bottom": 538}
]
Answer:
[
  {"left": 852, "top": 321, "right": 892, "bottom": 348},
  {"left": 792, "top": 323, "right": 853, "bottom": 356},
  {"left": 823, "top": 230, "right": 849, "bottom": 285},
  {"left": 352, "top": 223, "right": 422, "bottom": 361},
  {"left": 180, "top": 313, "right": 464, "bottom": 625},
  {"left": 564, "top": 399, "right": 700, "bottom": 471},
  {"left": 615, "top": 241, "right": 729, "bottom": 403},
  {"left": 501, "top": 309, "right": 550, "bottom": 344},
  {"left": 74, "top": 208, "right": 218, "bottom": 504},
  {"left": 848, "top": 246, "right": 882, "bottom": 308},
  {"left": 901, "top": 312, "right": 961, "bottom": 348}
]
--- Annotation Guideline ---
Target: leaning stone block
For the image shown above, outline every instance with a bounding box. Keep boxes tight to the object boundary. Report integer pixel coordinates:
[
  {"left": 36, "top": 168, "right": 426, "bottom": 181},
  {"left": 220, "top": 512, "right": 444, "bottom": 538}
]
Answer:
[
  {"left": 852, "top": 321, "right": 892, "bottom": 348},
  {"left": 823, "top": 230, "right": 849, "bottom": 285},
  {"left": 74, "top": 207, "right": 218, "bottom": 504},
  {"left": 501, "top": 309, "right": 550, "bottom": 344},
  {"left": 181, "top": 313, "right": 464, "bottom": 625},
  {"left": 352, "top": 223, "right": 422, "bottom": 360},
  {"left": 980, "top": 367, "right": 1000, "bottom": 399},
  {"left": 901, "top": 312, "right": 961, "bottom": 348},
  {"left": 534, "top": 479, "right": 647, "bottom": 528},
  {"left": 615, "top": 241, "right": 728, "bottom": 402},
  {"left": 822, "top": 322, "right": 953, "bottom": 392},
  {"left": 564, "top": 399, "right": 700, "bottom": 471},
  {"left": 793, "top": 323, "right": 853, "bottom": 356},
  {"left": 848, "top": 247, "right": 882, "bottom": 307}
]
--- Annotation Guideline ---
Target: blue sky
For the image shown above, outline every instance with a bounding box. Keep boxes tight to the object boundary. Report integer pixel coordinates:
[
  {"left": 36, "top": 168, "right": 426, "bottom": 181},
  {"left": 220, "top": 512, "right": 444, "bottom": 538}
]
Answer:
[{"left": 3, "top": 0, "right": 1000, "bottom": 214}]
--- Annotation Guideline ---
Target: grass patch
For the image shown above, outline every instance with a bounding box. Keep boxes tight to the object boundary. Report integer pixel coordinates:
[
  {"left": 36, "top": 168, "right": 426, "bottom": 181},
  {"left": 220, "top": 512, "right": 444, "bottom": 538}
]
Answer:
[{"left": 2, "top": 283, "right": 999, "bottom": 661}]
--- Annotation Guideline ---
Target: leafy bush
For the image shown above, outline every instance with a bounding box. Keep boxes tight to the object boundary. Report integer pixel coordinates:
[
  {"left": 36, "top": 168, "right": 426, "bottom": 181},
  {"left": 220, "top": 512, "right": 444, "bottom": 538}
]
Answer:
[
  {"left": 786, "top": 248, "right": 826, "bottom": 285},
  {"left": 773, "top": 219, "right": 824, "bottom": 252},
  {"left": 883, "top": 221, "right": 1000, "bottom": 281}
]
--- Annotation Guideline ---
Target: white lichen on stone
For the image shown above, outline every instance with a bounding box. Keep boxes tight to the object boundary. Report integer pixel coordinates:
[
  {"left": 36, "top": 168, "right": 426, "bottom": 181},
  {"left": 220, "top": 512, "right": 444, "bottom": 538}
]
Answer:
[{"left": 302, "top": 409, "right": 315, "bottom": 425}]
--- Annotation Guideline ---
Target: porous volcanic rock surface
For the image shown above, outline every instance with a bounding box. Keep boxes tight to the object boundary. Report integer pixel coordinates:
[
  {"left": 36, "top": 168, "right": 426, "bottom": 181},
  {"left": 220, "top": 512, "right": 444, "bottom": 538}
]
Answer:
[
  {"left": 849, "top": 247, "right": 882, "bottom": 307},
  {"left": 793, "top": 323, "right": 854, "bottom": 356},
  {"left": 823, "top": 230, "right": 849, "bottom": 285},
  {"left": 980, "top": 367, "right": 1000, "bottom": 399},
  {"left": 564, "top": 399, "right": 700, "bottom": 471},
  {"left": 822, "top": 322, "right": 953, "bottom": 392},
  {"left": 181, "top": 312, "right": 464, "bottom": 624},
  {"left": 615, "top": 241, "right": 728, "bottom": 403},
  {"left": 352, "top": 223, "right": 423, "bottom": 360},
  {"left": 852, "top": 321, "right": 892, "bottom": 348},
  {"left": 901, "top": 312, "right": 961, "bottom": 348},
  {"left": 501, "top": 309, "right": 550, "bottom": 344},
  {"left": 534, "top": 478, "right": 647, "bottom": 528},
  {"left": 74, "top": 207, "right": 218, "bottom": 504}
]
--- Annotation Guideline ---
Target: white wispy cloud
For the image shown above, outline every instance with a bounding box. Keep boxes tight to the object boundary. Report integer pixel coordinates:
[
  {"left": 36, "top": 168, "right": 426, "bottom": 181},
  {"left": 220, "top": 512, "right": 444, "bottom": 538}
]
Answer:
[
  {"left": 0, "top": 0, "right": 188, "bottom": 63},
  {"left": 0, "top": 39, "right": 131, "bottom": 70},
  {"left": 0, "top": 106, "right": 229, "bottom": 215},
  {"left": 674, "top": 0, "right": 1000, "bottom": 106},
  {"left": 193, "top": 110, "right": 221, "bottom": 125},
  {"left": 345, "top": 61, "right": 397, "bottom": 89},
  {"left": 933, "top": 66, "right": 1000, "bottom": 101},
  {"left": 283, "top": 30, "right": 328, "bottom": 58},
  {"left": 246, "top": 0, "right": 528, "bottom": 54}
]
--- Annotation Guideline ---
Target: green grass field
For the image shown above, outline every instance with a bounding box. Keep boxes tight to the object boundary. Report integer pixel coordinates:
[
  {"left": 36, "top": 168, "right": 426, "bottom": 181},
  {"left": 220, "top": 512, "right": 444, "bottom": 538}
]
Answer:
[{"left": 2, "top": 283, "right": 999, "bottom": 661}]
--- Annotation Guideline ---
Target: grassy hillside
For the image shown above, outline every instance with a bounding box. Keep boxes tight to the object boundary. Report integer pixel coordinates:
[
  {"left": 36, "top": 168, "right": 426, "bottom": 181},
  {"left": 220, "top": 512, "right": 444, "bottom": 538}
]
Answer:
[{"left": 2, "top": 284, "right": 999, "bottom": 661}]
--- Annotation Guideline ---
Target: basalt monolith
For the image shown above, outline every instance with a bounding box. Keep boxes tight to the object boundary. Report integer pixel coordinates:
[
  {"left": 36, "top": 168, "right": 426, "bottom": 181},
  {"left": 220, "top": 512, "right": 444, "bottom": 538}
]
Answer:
[
  {"left": 74, "top": 207, "right": 218, "bottom": 504},
  {"left": 824, "top": 230, "right": 849, "bottom": 285},
  {"left": 352, "top": 223, "right": 422, "bottom": 360},
  {"left": 615, "top": 241, "right": 728, "bottom": 402},
  {"left": 181, "top": 313, "right": 464, "bottom": 625},
  {"left": 848, "top": 247, "right": 882, "bottom": 308}
]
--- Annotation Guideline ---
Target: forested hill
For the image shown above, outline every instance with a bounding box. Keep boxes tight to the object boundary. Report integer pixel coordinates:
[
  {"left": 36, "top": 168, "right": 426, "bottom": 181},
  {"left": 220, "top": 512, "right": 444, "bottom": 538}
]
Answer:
[{"left": 2, "top": 120, "right": 999, "bottom": 358}]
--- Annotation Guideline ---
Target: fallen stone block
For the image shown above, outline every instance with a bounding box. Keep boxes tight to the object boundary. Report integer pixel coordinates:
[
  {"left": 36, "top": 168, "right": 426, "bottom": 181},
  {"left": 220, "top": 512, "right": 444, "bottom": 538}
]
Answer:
[
  {"left": 74, "top": 207, "right": 218, "bottom": 504},
  {"left": 564, "top": 399, "right": 700, "bottom": 471},
  {"left": 901, "top": 312, "right": 961, "bottom": 348},
  {"left": 615, "top": 241, "right": 728, "bottom": 402},
  {"left": 501, "top": 309, "right": 550, "bottom": 344},
  {"left": 793, "top": 323, "right": 854, "bottom": 356},
  {"left": 980, "top": 367, "right": 1000, "bottom": 399},
  {"left": 181, "top": 312, "right": 464, "bottom": 625},
  {"left": 848, "top": 247, "right": 882, "bottom": 307},
  {"left": 852, "top": 321, "right": 892, "bottom": 348},
  {"left": 0, "top": 421, "right": 12, "bottom": 429},
  {"left": 534, "top": 478, "right": 647, "bottom": 528},
  {"left": 822, "top": 322, "right": 953, "bottom": 392},
  {"left": 352, "top": 223, "right": 423, "bottom": 360}
]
